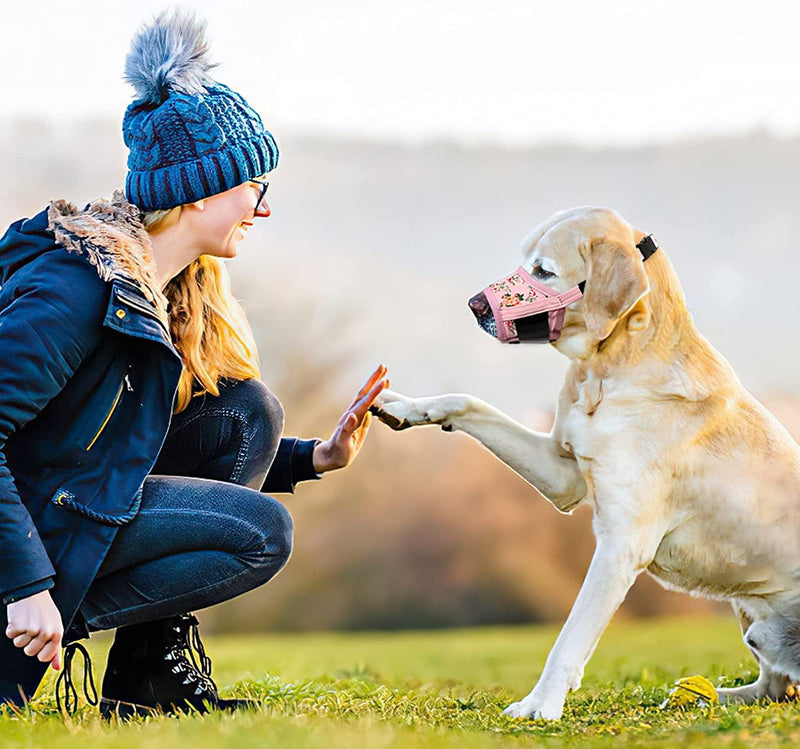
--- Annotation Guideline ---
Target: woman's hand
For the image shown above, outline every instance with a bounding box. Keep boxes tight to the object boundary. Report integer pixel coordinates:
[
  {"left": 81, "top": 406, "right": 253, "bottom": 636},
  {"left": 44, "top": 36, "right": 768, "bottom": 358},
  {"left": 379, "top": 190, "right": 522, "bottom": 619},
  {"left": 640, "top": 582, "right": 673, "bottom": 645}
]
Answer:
[
  {"left": 6, "top": 590, "right": 63, "bottom": 670},
  {"left": 313, "top": 364, "right": 389, "bottom": 474}
]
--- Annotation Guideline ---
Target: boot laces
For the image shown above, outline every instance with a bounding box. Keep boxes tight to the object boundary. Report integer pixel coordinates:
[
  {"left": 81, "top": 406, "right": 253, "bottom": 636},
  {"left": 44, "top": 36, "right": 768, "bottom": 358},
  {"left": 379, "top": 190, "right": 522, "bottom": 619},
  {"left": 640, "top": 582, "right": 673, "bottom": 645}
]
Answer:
[
  {"left": 55, "top": 642, "right": 98, "bottom": 715},
  {"left": 165, "top": 614, "right": 216, "bottom": 695}
]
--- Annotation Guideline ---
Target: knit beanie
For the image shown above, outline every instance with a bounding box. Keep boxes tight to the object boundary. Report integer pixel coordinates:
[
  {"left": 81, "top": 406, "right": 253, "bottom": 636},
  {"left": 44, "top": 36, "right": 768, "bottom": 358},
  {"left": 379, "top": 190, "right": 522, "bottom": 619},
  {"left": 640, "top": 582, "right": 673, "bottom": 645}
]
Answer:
[{"left": 122, "top": 10, "right": 278, "bottom": 211}]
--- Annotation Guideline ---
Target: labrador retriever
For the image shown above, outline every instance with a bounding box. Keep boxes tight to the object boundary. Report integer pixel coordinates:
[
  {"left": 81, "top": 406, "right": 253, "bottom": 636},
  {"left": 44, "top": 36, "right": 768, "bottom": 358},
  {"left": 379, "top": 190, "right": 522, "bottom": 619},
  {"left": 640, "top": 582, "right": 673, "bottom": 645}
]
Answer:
[{"left": 372, "top": 206, "right": 800, "bottom": 720}]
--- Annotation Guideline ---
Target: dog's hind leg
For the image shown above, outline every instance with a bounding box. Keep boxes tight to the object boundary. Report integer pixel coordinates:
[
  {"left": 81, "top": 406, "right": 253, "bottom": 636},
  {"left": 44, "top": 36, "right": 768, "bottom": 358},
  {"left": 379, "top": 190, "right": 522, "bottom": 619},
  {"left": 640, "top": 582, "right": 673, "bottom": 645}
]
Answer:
[
  {"left": 716, "top": 663, "right": 793, "bottom": 705},
  {"left": 716, "top": 607, "right": 797, "bottom": 704}
]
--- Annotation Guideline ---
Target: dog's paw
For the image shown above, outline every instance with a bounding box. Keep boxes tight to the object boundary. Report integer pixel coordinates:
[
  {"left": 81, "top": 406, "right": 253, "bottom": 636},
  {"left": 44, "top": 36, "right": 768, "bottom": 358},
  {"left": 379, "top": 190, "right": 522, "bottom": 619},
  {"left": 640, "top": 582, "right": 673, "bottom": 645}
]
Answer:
[
  {"left": 369, "top": 389, "right": 433, "bottom": 431},
  {"left": 715, "top": 684, "right": 760, "bottom": 705},
  {"left": 503, "top": 696, "right": 564, "bottom": 721}
]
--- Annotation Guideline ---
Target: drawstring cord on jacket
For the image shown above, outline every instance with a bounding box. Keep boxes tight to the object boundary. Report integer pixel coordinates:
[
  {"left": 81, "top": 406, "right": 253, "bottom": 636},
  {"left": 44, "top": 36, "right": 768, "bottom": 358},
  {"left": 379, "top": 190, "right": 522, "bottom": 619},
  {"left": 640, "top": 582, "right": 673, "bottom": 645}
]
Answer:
[{"left": 55, "top": 642, "right": 98, "bottom": 714}]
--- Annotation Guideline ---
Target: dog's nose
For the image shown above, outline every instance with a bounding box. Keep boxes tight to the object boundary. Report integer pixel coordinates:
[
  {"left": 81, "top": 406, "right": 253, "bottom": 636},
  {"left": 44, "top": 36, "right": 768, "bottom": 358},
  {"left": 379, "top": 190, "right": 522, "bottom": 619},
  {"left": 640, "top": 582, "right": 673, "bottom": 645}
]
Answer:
[{"left": 468, "top": 291, "right": 490, "bottom": 318}]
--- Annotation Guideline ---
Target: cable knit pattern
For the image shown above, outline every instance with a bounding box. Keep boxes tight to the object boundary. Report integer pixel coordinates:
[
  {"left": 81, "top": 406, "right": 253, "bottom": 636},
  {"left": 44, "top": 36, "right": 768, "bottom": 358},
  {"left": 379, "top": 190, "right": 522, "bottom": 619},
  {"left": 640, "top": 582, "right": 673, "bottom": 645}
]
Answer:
[{"left": 122, "top": 12, "right": 278, "bottom": 210}]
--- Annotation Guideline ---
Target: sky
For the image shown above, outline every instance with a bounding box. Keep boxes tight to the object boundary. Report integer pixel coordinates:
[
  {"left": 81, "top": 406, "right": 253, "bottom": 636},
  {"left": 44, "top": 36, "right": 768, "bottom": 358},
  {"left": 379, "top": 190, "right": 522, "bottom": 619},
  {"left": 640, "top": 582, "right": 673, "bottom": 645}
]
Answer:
[{"left": 2, "top": 0, "right": 799, "bottom": 146}]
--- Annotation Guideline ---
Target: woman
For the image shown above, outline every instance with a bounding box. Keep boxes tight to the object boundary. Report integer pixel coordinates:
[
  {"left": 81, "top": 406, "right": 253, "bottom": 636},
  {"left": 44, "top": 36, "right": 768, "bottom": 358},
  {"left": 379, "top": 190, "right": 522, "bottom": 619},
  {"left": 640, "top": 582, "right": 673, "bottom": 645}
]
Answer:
[{"left": 0, "top": 11, "right": 387, "bottom": 716}]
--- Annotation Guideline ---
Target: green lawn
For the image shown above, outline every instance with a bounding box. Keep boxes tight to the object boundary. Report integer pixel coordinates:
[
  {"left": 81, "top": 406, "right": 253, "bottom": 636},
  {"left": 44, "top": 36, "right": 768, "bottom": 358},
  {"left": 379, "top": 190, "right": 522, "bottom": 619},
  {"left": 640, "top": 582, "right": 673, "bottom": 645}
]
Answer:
[{"left": 3, "top": 615, "right": 800, "bottom": 747}]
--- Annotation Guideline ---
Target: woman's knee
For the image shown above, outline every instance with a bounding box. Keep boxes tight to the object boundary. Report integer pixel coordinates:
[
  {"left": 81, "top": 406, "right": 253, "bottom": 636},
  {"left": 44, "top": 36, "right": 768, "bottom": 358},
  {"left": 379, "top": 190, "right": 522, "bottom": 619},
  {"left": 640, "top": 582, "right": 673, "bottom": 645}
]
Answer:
[
  {"left": 155, "top": 378, "right": 285, "bottom": 484},
  {"left": 271, "top": 498, "right": 294, "bottom": 567},
  {"left": 207, "top": 379, "right": 285, "bottom": 486},
  {"left": 229, "top": 379, "right": 284, "bottom": 428},
  {"left": 227, "top": 379, "right": 284, "bottom": 452},
  {"left": 248, "top": 497, "right": 294, "bottom": 576}
]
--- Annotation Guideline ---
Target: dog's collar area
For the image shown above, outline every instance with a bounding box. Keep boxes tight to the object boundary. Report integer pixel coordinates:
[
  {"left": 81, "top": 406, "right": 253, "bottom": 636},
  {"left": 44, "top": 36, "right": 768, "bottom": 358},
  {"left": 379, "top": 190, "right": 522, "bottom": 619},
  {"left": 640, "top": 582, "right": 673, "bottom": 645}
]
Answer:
[
  {"left": 576, "top": 235, "right": 657, "bottom": 295},
  {"left": 636, "top": 234, "right": 659, "bottom": 261}
]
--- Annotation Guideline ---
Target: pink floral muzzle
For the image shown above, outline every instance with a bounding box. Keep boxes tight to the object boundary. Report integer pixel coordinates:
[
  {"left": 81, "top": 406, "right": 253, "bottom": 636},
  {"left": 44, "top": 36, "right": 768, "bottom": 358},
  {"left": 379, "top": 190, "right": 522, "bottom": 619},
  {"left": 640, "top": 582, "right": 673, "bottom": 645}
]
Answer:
[
  {"left": 469, "top": 266, "right": 585, "bottom": 343},
  {"left": 468, "top": 234, "right": 658, "bottom": 344}
]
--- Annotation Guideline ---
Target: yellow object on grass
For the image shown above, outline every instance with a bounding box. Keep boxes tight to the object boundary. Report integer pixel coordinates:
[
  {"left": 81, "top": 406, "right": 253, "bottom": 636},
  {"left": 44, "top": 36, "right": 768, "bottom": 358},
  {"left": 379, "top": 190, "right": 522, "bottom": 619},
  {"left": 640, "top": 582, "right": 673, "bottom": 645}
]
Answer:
[{"left": 662, "top": 675, "right": 719, "bottom": 709}]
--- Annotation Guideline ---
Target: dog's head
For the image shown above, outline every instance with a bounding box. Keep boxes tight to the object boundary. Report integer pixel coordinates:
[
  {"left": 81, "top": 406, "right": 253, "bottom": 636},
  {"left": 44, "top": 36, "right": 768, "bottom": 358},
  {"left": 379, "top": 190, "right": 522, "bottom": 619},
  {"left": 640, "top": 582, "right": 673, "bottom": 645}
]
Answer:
[{"left": 468, "top": 206, "right": 651, "bottom": 359}]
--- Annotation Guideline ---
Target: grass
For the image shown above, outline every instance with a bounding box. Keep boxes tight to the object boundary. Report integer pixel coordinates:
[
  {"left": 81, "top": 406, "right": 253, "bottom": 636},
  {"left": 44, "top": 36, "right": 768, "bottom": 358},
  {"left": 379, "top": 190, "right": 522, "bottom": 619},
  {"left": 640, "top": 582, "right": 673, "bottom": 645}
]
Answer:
[{"left": 3, "top": 614, "right": 800, "bottom": 747}]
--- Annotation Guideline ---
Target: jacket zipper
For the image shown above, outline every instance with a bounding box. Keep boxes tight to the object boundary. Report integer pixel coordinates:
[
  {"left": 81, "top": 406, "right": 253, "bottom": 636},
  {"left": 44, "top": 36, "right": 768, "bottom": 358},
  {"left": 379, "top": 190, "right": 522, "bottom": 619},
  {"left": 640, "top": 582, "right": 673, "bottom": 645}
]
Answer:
[{"left": 85, "top": 379, "right": 125, "bottom": 451}]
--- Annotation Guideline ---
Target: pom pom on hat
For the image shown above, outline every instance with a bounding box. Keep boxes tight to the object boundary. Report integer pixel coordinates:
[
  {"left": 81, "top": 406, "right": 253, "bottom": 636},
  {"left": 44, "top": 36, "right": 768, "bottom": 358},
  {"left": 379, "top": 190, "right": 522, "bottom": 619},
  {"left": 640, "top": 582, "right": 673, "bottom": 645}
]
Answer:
[
  {"left": 124, "top": 9, "right": 217, "bottom": 104},
  {"left": 122, "top": 9, "right": 278, "bottom": 211}
]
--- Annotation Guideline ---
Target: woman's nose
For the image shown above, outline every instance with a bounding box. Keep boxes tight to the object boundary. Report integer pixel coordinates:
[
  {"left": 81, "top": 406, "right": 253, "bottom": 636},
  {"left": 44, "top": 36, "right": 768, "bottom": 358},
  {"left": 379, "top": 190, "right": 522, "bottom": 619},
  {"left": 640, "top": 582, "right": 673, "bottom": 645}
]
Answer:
[
  {"left": 468, "top": 291, "right": 490, "bottom": 318},
  {"left": 255, "top": 201, "right": 271, "bottom": 218}
]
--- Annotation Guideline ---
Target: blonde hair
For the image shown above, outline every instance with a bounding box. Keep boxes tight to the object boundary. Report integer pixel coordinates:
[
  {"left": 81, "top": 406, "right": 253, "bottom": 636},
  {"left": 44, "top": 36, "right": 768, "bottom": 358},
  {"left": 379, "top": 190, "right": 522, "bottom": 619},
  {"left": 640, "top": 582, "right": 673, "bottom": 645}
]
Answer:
[{"left": 143, "top": 208, "right": 261, "bottom": 413}]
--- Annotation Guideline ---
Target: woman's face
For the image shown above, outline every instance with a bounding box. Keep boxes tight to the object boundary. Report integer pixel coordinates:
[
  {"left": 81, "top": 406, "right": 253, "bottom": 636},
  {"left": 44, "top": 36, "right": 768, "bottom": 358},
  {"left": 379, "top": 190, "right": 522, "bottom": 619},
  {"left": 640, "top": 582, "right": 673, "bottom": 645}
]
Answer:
[{"left": 191, "top": 179, "right": 270, "bottom": 258}]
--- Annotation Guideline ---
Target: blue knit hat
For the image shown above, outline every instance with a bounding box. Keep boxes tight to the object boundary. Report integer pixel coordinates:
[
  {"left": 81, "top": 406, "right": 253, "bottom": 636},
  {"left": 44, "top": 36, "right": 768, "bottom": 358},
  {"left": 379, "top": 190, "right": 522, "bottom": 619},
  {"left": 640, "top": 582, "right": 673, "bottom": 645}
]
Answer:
[{"left": 122, "top": 10, "right": 278, "bottom": 211}]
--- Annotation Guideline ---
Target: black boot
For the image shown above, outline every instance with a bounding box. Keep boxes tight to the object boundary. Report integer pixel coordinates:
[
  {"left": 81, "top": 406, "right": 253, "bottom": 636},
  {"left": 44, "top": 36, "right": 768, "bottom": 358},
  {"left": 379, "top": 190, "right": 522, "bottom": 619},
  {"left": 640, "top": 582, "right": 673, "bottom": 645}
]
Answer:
[{"left": 100, "top": 614, "right": 253, "bottom": 718}]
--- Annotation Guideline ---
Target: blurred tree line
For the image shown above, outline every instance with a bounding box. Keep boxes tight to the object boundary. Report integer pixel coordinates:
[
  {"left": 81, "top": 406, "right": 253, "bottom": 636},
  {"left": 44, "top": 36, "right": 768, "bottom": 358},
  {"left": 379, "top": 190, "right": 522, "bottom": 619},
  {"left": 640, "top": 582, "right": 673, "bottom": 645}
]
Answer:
[
  {"left": 200, "top": 299, "right": 738, "bottom": 633},
  {"left": 2, "top": 117, "right": 798, "bottom": 632}
]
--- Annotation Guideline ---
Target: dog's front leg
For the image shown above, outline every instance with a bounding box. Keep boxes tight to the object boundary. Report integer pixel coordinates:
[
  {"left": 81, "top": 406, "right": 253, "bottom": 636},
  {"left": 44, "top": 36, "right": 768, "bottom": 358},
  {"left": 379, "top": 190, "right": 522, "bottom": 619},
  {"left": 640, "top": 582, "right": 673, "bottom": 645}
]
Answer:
[
  {"left": 504, "top": 532, "right": 655, "bottom": 720},
  {"left": 372, "top": 389, "right": 585, "bottom": 509}
]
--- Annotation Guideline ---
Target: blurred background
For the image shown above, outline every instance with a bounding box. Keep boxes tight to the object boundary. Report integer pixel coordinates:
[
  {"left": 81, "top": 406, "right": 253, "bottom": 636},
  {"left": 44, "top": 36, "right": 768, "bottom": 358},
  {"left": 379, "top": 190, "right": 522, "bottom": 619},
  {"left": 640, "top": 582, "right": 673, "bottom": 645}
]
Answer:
[{"left": 1, "top": 0, "right": 799, "bottom": 631}]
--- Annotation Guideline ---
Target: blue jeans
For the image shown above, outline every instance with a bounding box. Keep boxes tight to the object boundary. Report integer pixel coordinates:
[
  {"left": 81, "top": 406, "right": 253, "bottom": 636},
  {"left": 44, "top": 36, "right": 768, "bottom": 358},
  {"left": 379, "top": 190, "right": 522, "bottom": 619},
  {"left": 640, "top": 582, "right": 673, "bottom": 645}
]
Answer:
[{"left": 79, "top": 379, "right": 294, "bottom": 632}]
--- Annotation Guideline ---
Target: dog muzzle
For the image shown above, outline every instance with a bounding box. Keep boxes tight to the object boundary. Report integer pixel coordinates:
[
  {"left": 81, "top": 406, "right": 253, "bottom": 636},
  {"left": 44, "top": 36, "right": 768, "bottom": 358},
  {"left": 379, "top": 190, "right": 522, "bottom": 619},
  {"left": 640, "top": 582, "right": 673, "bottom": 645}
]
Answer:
[
  {"left": 469, "top": 234, "right": 659, "bottom": 344},
  {"left": 469, "top": 267, "right": 584, "bottom": 343}
]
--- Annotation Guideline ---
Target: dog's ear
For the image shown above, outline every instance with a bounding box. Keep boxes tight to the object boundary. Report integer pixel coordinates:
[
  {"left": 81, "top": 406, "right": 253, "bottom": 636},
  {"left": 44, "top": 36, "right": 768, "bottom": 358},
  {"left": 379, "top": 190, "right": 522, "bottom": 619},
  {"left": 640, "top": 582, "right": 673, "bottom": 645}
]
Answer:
[{"left": 582, "top": 238, "right": 649, "bottom": 341}]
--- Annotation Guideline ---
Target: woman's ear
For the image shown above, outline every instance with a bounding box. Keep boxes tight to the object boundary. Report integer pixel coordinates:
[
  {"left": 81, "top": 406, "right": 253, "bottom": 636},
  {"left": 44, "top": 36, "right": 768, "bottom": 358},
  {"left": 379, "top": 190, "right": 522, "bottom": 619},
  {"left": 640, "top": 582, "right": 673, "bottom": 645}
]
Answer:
[{"left": 582, "top": 238, "right": 649, "bottom": 341}]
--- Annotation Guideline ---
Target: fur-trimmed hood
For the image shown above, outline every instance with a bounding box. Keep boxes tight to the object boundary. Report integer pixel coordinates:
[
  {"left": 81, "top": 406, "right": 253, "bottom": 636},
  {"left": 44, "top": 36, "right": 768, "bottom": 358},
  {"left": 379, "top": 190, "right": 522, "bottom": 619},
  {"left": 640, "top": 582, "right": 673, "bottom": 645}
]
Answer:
[
  {"left": 0, "top": 191, "right": 167, "bottom": 324},
  {"left": 48, "top": 191, "right": 168, "bottom": 322}
]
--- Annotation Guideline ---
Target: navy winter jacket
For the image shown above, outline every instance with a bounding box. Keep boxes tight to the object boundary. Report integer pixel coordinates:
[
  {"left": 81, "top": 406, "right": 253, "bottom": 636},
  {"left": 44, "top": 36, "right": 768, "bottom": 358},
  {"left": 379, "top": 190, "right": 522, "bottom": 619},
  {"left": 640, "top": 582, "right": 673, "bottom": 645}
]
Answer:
[{"left": 0, "top": 194, "right": 314, "bottom": 699}]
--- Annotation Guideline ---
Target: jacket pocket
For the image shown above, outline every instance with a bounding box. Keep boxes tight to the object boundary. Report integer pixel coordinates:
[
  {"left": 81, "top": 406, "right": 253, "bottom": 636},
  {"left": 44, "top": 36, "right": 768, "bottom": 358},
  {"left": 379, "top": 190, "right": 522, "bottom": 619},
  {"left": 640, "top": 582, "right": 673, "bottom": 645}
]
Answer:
[
  {"left": 85, "top": 378, "right": 126, "bottom": 451},
  {"left": 50, "top": 486, "right": 143, "bottom": 526}
]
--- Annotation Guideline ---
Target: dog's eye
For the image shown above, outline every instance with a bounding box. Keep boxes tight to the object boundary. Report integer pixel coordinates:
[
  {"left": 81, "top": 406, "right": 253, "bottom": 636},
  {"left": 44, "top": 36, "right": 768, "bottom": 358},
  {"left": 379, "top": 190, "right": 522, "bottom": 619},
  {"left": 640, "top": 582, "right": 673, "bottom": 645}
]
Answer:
[{"left": 532, "top": 262, "right": 555, "bottom": 280}]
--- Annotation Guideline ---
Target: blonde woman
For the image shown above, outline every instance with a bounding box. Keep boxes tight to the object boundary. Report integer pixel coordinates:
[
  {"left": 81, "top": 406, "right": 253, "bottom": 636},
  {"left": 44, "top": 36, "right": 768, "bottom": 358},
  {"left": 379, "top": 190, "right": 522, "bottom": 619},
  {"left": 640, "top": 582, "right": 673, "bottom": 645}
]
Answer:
[{"left": 0, "top": 11, "right": 387, "bottom": 716}]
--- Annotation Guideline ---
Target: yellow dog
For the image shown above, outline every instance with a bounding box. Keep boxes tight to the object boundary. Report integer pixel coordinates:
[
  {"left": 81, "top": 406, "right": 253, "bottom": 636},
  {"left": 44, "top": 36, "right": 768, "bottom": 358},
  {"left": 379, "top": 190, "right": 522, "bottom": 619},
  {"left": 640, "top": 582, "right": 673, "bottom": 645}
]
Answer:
[{"left": 373, "top": 206, "right": 800, "bottom": 719}]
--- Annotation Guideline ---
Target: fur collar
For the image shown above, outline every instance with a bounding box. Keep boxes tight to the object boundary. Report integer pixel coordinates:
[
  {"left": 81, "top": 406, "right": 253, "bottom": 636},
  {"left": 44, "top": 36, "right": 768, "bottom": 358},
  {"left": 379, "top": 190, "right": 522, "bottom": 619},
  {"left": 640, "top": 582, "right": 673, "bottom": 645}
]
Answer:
[{"left": 47, "top": 191, "right": 169, "bottom": 324}]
